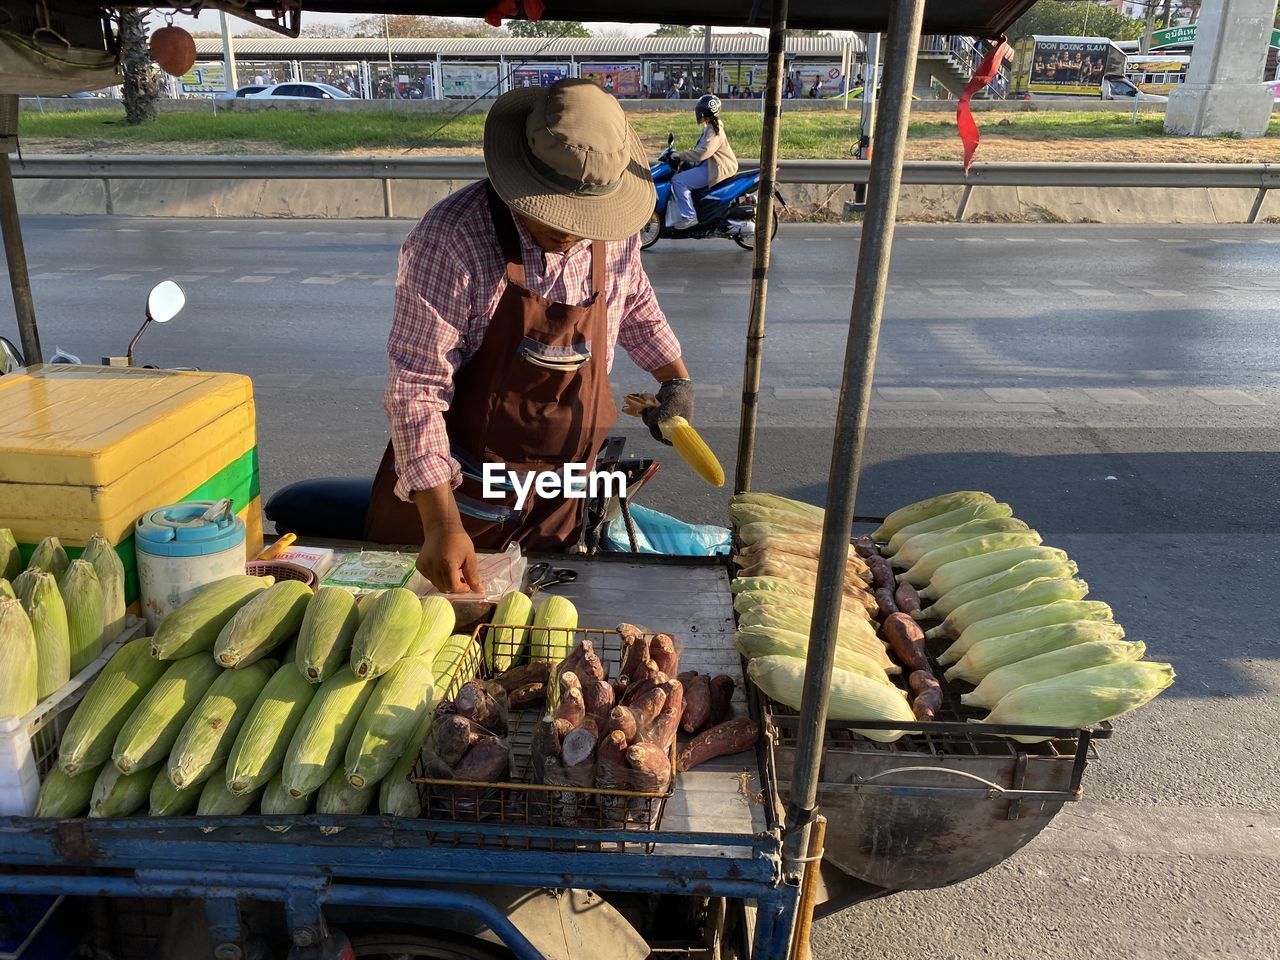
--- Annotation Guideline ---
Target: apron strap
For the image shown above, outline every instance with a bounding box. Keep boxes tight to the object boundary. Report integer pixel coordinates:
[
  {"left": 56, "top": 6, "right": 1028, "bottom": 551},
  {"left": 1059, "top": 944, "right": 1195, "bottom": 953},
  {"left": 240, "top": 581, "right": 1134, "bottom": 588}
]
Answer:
[
  {"left": 589, "top": 232, "right": 606, "bottom": 299},
  {"left": 485, "top": 180, "right": 526, "bottom": 286}
]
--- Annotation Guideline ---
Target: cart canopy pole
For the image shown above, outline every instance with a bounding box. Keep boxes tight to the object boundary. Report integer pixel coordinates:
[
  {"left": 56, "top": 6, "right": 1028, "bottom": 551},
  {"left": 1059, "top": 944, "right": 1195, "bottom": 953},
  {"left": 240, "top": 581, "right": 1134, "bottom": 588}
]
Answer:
[
  {"left": 783, "top": 0, "right": 926, "bottom": 869},
  {"left": 0, "top": 95, "right": 40, "bottom": 365},
  {"left": 732, "top": 0, "right": 788, "bottom": 494}
]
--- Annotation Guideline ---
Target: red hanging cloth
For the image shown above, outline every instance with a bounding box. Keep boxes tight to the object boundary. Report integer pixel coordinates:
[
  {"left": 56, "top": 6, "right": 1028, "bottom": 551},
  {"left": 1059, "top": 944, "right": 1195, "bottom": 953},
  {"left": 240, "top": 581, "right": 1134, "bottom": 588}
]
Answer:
[
  {"left": 486, "top": 0, "right": 546, "bottom": 28},
  {"left": 957, "top": 39, "right": 1010, "bottom": 173}
]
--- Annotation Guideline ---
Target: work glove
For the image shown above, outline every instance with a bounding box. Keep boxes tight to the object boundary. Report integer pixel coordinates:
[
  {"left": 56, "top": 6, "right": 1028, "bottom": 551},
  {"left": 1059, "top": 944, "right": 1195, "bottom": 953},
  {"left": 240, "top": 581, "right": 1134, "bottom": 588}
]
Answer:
[{"left": 641, "top": 378, "right": 695, "bottom": 445}]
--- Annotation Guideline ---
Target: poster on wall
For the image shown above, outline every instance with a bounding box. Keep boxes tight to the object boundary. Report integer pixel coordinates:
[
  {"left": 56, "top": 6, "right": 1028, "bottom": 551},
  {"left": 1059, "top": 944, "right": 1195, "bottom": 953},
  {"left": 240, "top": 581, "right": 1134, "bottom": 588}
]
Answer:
[
  {"left": 179, "top": 62, "right": 227, "bottom": 95},
  {"left": 511, "top": 63, "right": 571, "bottom": 89},
  {"left": 1026, "top": 39, "right": 1112, "bottom": 96},
  {"left": 580, "top": 62, "right": 642, "bottom": 98},
  {"left": 441, "top": 62, "right": 501, "bottom": 98}
]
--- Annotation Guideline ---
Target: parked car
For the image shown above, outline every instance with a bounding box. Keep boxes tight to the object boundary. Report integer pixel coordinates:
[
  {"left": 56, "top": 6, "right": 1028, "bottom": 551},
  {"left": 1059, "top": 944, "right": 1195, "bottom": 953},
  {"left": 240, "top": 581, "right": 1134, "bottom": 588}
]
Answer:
[
  {"left": 245, "top": 82, "right": 353, "bottom": 101},
  {"left": 220, "top": 84, "right": 268, "bottom": 99}
]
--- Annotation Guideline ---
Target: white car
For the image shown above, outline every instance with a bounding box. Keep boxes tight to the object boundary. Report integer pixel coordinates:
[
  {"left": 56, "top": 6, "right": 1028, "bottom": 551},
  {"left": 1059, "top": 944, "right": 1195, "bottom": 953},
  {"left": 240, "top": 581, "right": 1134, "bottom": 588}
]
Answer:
[{"left": 245, "top": 82, "right": 353, "bottom": 101}]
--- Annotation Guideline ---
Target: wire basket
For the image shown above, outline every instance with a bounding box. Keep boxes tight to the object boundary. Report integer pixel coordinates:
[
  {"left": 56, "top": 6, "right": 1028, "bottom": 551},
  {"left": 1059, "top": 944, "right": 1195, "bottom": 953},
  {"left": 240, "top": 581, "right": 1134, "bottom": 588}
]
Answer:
[
  {"left": 412, "top": 625, "right": 675, "bottom": 848},
  {"left": 244, "top": 560, "right": 317, "bottom": 587}
]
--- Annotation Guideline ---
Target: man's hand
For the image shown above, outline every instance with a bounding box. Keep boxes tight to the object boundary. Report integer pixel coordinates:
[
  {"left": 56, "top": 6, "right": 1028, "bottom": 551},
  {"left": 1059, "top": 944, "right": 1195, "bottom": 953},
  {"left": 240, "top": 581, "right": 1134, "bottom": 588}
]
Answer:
[
  {"left": 641, "top": 378, "right": 695, "bottom": 445},
  {"left": 418, "top": 526, "right": 482, "bottom": 594}
]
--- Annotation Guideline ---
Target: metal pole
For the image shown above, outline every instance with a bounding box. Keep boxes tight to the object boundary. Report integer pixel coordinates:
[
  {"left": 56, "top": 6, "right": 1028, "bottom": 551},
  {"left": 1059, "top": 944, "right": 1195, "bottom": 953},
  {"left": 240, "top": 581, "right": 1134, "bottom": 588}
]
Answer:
[
  {"left": 0, "top": 94, "right": 40, "bottom": 363},
  {"left": 732, "top": 0, "right": 788, "bottom": 494},
  {"left": 861, "top": 33, "right": 880, "bottom": 156},
  {"left": 703, "top": 25, "right": 713, "bottom": 94},
  {"left": 219, "top": 12, "right": 238, "bottom": 91},
  {"left": 385, "top": 14, "right": 395, "bottom": 99},
  {"left": 782, "top": 0, "right": 926, "bottom": 869}
]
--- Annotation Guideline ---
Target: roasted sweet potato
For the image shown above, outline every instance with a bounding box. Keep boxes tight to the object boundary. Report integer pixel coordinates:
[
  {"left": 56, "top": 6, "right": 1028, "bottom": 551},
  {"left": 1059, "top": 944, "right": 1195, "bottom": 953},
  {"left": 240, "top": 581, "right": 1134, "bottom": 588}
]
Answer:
[
  {"left": 628, "top": 685, "right": 667, "bottom": 730},
  {"left": 618, "top": 623, "right": 650, "bottom": 682},
  {"left": 883, "top": 612, "right": 930, "bottom": 673},
  {"left": 433, "top": 714, "right": 481, "bottom": 769},
  {"left": 625, "top": 743, "right": 672, "bottom": 794},
  {"left": 874, "top": 587, "right": 898, "bottom": 620},
  {"left": 583, "top": 678, "right": 615, "bottom": 722},
  {"left": 868, "top": 556, "right": 896, "bottom": 593},
  {"left": 494, "top": 662, "right": 551, "bottom": 693},
  {"left": 708, "top": 675, "right": 735, "bottom": 724},
  {"left": 604, "top": 705, "right": 638, "bottom": 742},
  {"left": 677, "top": 718, "right": 759, "bottom": 771},
  {"left": 554, "top": 688, "right": 586, "bottom": 728},
  {"left": 894, "top": 581, "right": 922, "bottom": 617},
  {"left": 562, "top": 726, "right": 598, "bottom": 768},
  {"left": 853, "top": 536, "right": 880, "bottom": 560},
  {"left": 644, "top": 680, "right": 684, "bottom": 750},
  {"left": 650, "top": 634, "right": 679, "bottom": 678},
  {"left": 681, "top": 673, "right": 712, "bottom": 734},
  {"left": 455, "top": 680, "right": 508, "bottom": 735},
  {"left": 509, "top": 682, "right": 546, "bottom": 710},
  {"left": 909, "top": 670, "right": 942, "bottom": 722},
  {"left": 454, "top": 736, "right": 510, "bottom": 782},
  {"left": 558, "top": 671, "right": 582, "bottom": 695}
]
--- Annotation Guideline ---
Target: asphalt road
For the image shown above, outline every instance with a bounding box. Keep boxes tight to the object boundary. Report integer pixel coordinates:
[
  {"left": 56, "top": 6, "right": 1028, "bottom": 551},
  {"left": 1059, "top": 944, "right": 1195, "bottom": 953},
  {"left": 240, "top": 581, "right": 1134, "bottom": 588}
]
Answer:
[{"left": 5, "top": 217, "right": 1280, "bottom": 960}]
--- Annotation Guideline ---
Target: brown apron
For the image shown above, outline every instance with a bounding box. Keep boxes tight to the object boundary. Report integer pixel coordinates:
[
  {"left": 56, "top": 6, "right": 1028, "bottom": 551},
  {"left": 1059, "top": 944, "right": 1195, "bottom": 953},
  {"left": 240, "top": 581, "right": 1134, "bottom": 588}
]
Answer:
[{"left": 365, "top": 183, "right": 617, "bottom": 551}]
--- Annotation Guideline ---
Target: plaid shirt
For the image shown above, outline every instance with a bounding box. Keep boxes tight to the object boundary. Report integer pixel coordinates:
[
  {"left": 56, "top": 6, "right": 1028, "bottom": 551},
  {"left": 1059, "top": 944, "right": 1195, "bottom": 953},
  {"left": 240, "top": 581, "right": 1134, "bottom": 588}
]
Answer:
[{"left": 385, "top": 181, "right": 682, "bottom": 498}]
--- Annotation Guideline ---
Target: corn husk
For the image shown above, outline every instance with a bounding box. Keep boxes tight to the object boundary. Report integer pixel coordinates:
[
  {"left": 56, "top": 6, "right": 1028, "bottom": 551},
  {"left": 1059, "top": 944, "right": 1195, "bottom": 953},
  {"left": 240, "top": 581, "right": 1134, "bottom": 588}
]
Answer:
[
  {"left": 225, "top": 661, "right": 318, "bottom": 795},
  {"left": 898, "top": 532, "right": 1044, "bottom": 588},
  {"left": 196, "top": 765, "right": 263, "bottom": 816},
  {"left": 927, "top": 577, "right": 1091, "bottom": 641},
  {"left": 975, "top": 660, "right": 1174, "bottom": 742},
  {"left": 0, "top": 579, "right": 12, "bottom": 600},
  {"left": 149, "top": 764, "right": 202, "bottom": 816},
  {"left": 0, "top": 598, "right": 38, "bottom": 718},
  {"left": 483, "top": 592, "right": 529, "bottom": 672},
  {"left": 734, "top": 625, "right": 893, "bottom": 684},
  {"left": 35, "top": 763, "right": 100, "bottom": 817},
  {"left": 262, "top": 772, "right": 311, "bottom": 825},
  {"left": 432, "top": 634, "right": 480, "bottom": 693},
  {"left": 58, "top": 639, "right": 168, "bottom": 775},
  {"left": 920, "top": 547, "right": 1071, "bottom": 601},
  {"left": 870, "top": 491, "right": 996, "bottom": 542},
  {"left": 151, "top": 575, "right": 274, "bottom": 660},
  {"left": 962, "top": 640, "right": 1147, "bottom": 710},
  {"left": 891, "top": 517, "right": 1032, "bottom": 570},
  {"left": 940, "top": 599, "right": 1115, "bottom": 666},
  {"left": 89, "top": 762, "right": 160, "bottom": 818},
  {"left": 883, "top": 502, "right": 1015, "bottom": 557},
  {"left": 945, "top": 621, "right": 1128, "bottom": 684},
  {"left": 732, "top": 582, "right": 873, "bottom": 623},
  {"left": 344, "top": 655, "right": 435, "bottom": 789},
  {"left": 917, "top": 557, "right": 1081, "bottom": 621},
  {"left": 295, "top": 586, "right": 360, "bottom": 683},
  {"left": 81, "top": 535, "right": 126, "bottom": 643},
  {"left": 168, "top": 659, "right": 277, "bottom": 789},
  {"left": 378, "top": 710, "right": 432, "bottom": 817},
  {"left": 27, "top": 536, "right": 69, "bottom": 580},
  {"left": 734, "top": 605, "right": 892, "bottom": 668},
  {"left": 0, "top": 529, "right": 20, "bottom": 581},
  {"left": 281, "top": 665, "right": 375, "bottom": 798},
  {"left": 213, "top": 580, "right": 312, "bottom": 669},
  {"left": 18, "top": 572, "right": 71, "bottom": 700},
  {"left": 317, "top": 767, "right": 373, "bottom": 816},
  {"left": 747, "top": 654, "right": 913, "bottom": 742},
  {"left": 112, "top": 653, "right": 222, "bottom": 774},
  {"left": 60, "top": 560, "right": 105, "bottom": 675},
  {"left": 529, "top": 595, "right": 576, "bottom": 664},
  {"left": 349, "top": 587, "right": 422, "bottom": 679}
]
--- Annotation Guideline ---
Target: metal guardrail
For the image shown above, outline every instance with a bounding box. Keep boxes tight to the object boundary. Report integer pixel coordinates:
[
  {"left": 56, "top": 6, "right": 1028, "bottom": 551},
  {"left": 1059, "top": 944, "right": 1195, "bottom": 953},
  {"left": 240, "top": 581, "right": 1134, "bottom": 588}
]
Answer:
[{"left": 9, "top": 155, "right": 1277, "bottom": 223}]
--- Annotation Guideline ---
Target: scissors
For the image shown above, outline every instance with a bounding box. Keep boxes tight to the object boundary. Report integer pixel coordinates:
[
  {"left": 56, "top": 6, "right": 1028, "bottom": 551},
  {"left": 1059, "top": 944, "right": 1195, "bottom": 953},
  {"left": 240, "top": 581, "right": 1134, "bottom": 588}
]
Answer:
[{"left": 526, "top": 561, "right": 579, "bottom": 590}]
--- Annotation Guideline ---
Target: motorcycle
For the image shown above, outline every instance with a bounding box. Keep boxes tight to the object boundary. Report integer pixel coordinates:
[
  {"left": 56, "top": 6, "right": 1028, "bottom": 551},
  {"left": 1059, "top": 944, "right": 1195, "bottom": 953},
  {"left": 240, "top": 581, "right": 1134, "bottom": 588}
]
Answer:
[{"left": 640, "top": 133, "right": 784, "bottom": 251}]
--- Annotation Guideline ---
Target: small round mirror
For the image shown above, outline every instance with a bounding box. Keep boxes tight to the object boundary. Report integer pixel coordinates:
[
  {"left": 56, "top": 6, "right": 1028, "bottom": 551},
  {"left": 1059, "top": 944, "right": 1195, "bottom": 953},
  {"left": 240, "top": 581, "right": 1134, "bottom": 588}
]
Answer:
[{"left": 147, "top": 280, "right": 186, "bottom": 324}]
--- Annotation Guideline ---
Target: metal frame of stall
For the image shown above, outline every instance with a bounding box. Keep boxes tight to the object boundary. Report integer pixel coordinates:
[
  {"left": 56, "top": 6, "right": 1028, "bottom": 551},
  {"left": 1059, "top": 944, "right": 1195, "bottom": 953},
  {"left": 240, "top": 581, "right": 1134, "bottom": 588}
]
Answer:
[{"left": 0, "top": 1, "right": 1026, "bottom": 956}]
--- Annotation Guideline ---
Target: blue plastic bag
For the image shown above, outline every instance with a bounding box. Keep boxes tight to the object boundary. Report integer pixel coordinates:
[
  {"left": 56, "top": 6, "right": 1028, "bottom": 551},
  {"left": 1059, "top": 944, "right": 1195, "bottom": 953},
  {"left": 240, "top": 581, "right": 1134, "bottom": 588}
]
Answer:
[{"left": 602, "top": 503, "right": 731, "bottom": 556}]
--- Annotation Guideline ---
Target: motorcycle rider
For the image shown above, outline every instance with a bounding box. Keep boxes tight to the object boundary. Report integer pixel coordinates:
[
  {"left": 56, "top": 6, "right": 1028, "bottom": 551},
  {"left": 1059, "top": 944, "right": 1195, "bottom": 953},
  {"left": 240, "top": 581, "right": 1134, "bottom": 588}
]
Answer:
[{"left": 670, "top": 94, "right": 739, "bottom": 231}]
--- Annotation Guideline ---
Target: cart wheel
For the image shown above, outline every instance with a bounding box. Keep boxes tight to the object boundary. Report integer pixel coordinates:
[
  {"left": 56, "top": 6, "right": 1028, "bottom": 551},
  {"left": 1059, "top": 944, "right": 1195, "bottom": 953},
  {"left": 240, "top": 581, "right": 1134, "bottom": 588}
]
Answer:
[
  {"left": 348, "top": 929, "right": 512, "bottom": 960},
  {"left": 639, "top": 212, "right": 661, "bottom": 250},
  {"left": 734, "top": 208, "right": 779, "bottom": 250}
]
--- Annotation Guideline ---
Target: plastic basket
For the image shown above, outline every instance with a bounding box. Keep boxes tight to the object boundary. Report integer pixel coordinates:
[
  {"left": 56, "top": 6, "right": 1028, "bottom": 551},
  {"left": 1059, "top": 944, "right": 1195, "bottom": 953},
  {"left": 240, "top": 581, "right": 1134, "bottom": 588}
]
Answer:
[
  {"left": 244, "top": 560, "right": 317, "bottom": 587},
  {"left": 0, "top": 619, "right": 144, "bottom": 816}
]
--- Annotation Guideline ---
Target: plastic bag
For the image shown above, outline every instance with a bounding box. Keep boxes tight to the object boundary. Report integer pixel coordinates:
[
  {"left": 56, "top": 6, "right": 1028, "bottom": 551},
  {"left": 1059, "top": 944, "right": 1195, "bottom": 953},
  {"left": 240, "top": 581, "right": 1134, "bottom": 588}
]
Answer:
[{"left": 602, "top": 504, "right": 731, "bottom": 556}]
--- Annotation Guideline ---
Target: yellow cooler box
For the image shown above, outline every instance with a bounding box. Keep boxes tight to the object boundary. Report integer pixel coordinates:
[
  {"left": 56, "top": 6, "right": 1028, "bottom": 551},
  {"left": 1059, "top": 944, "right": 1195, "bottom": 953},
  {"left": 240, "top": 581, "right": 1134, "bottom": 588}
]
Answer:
[{"left": 0, "top": 365, "right": 263, "bottom": 603}]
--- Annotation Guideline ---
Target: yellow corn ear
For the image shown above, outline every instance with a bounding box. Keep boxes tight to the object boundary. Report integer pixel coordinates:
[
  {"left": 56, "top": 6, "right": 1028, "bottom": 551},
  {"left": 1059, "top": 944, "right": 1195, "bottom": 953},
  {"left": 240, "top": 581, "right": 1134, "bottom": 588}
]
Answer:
[
  {"left": 735, "top": 601, "right": 889, "bottom": 666},
  {"left": 112, "top": 653, "right": 222, "bottom": 774},
  {"left": 870, "top": 491, "right": 996, "bottom": 542},
  {"left": 344, "top": 655, "right": 435, "bottom": 789},
  {"left": 530, "top": 595, "right": 577, "bottom": 664},
  {"left": 431, "top": 633, "right": 479, "bottom": 693},
  {"left": 213, "top": 580, "right": 312, "bottom": 669},
  {"left": 883, "top": 501, "right": 1015, "bottom": 557},
  {"left": 748, "top": 654, "right": 913, "bottom": 742},
  {"left": 27, "top": 536, "right": 69, "bottom": 580},
  {"left": 378, "top": 709, "right": 431, "bottom": 817},
  {"left": 296, "top": 586, "right": 360, "bottom": 683},
  {"left": 0, "top": 529, "right": 20, "bottom": 581},
  {"left": 0, "top": 598, "right": 39, "bottom": 718},
  {"left": 407, "top": 595, "right": 456, "bottom": 663},
  {"left": 734, "top": 625, "right": 893, "bottom": 684},
  {"left": 168, "top": 659, "right": 276, "bottom": 789},
  {"left": 944, "top": 621, "right": 1128, "bottom": 685},
  {"left": 225, "top": 661, "right": 318, "bottom": 795},
  {"left": 18, "top": 572, "right": 70, "bottom": 700},
  {"left": 927, "top": 577, "right": 1090, "bottom": 641},
  {"left": 58, "top": 638, "right": 168, "bottom": 775},
  {"left": 151, "top": 575, "right": 274, "bottom": 660},
  {"left": 486, "top": 591, "right": 532, "bottom": 672},
  {"left": 898, "top": 532, "right": 1044, "bottom": 588},
  {"left": 730, "top": 493, "right": 825, "bottom": 522},
  {"left": 318, "top": 767, "right": 373, "bottom": 816},
  {"left": 940, "top": 599, "right": 1115, "bottom": 666},
  {"left": 89, "top": 762, "right": 160, "bottom": 818},
  {"left": 81, "top": 535, "right": 126, "bottom": 643},
  {"left": 350, "top": 588, "right": 422, "bottom": 679},
  {"left": 196, "top": 764, "right": 263, "bottom": 816},
  {"left": 891, "top": 518, "right": 1032, "bottom": 570},
  {"left": 149, "top": 764, "right": 201, "bottom": 816},
  {"left": 35, "top": 763, "right": 99, "bottom": 817},
  {"left": 962, "top": 639, "right": 1147, "bottom": 711},
  {"left": 0, "top": 579, "right": 12, "bottom": 600},
  {"left": 660, "top": 416, "right": 725, "bottom": 487},
  {"left": 60, "top": 560, "right": 105, "bottom": 675},
  {"left": 262, "top": 772, "right": 310, "bottom": 823},
  {"left": 282, "top": 665, "right": 375, "bottom": 798},
  {"left": 917, "top": 557, "right": 1080, "bottom": 620}
]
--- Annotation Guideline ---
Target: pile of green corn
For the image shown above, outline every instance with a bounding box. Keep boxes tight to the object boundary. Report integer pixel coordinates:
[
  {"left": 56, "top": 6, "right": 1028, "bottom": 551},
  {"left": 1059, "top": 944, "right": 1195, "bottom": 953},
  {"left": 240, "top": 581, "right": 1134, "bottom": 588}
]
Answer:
[
  {"left": 1, "top": 531, "right": 127, "bottom": 720},
  {"left": 32, "top": 572, "right": 483, "bottom": 820}
]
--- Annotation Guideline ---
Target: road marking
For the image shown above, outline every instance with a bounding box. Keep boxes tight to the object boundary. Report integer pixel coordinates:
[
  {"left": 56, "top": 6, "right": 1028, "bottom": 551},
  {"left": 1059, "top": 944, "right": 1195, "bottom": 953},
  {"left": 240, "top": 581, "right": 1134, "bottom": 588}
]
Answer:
[
  {"left": 1158, "top": 238, "right": 1188, "bottom": 243},
  {"left": 373, "top": 278, "right": 395, "bottom": 286},
  {"left": 29, "top": 273, "right": 68, "bottom": 280},
  {"left": 1210, "top": 238, "right": 1242, "bottom": 244},
  {"left": 955, "top": 237, "right": 984, "bottom": 243},
  {"left": 1144, "top": 289, "right": 1186, "bottom": 297},
  {"left": 877, "top": 387, "right": 943, "bottom": 402},
  {"left": 1106, "top": 237, "right": 1140, "bottom": 243},
  {"left": 162, "top": 228, "right": 192, "bottom": 234},
  {"left": 1055, "top": 237, "right": 1088, "bottom": 243},
  {"left": 304, "top": 230, "right": 336, "bottom": 236},
  {"left": 202, "top": 267, "right": 233, "bottom": 273},
  {"left": 115, "top": 228, "right": 141, "bottom": 233},
  {"left": 1071, "top": 288, "right": 1114, "bottom": 297},
  {"left": 1052, "top": 279, "right": 1089, "bottom": 287},
  {"left": 1000, "top": 288, "right": 1042, "bottom": 297},
  {"left": 169, "top": 274, "right": 206, "bottom": 281},
  {"left": 1193, "top": 388, "right": 1264, "bottom": 406},
  {"left": 68, "top": 227, "right": 98, "bottom": 232},
  {"left": 803, "top": 237, "right": 833, "bottom": 242},
  {"left": 61, "top": 265, "right": 97, "bottom": 272},
  {"left": 98, "top": 273, "right": 139, "bottom": 281},
  {"left": 927, "top": 278, "right": 962, "bottom": 284},
  {"left": 1003, "top": 237, "right": 1035, "bottom": 242},
  {"left": 786, "top": 285, "right": 825, "bottom": 295},
  {"left": 209, "top": 229, "right": 237, "bottom": 235},
  {"left": 651, "top": 285, "right": 684, "bottom": 293},
  {"left": 926, "top": 288, "right": 966, "bottom": 296},
  {"left": 719, "top": 284, "right": 751, "bottom": 295},
  {"left": 301, "top": 276, "right": 344, "bottom": 285},
  {"left": 257, "top": 230, "right": 286, "bottom": 235},
  {"left": 1083, "top": 388, "right": 1152, "bottom": 405},
  {"left": 983, "top": 387, "right": 1052, "bottom": 404},
  {"left": 774, "top": 387, "right": 834, "bottom": 401},
  {"left": 355, "top": 232, "right": 383, "bottom": 237},
  {"left": 906, "top": 237, "right": 935, "bottom": 242},
  {"left": 233, "top": 275, "right": 274, "bottom": 284},
  {"left": 258, "top": 268, "right": 295, "bottom": 274}
]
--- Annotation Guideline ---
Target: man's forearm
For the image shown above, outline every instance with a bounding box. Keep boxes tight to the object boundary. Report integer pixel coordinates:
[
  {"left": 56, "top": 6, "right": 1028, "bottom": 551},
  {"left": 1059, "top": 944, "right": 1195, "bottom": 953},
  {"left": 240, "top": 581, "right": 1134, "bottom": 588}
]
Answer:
[
  {"left": 413, "top": 482, "right": 465, "bottom": 535},
  {"left": 650, "top": 358, "right": 690, "bottom": 383}
]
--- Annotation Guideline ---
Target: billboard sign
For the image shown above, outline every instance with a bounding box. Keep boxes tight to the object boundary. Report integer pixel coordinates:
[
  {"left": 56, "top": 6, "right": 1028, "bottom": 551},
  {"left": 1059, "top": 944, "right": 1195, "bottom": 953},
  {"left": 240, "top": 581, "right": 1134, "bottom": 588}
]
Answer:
[
  {"left": 580, "top": 62, "right": 642, "bottom": 98},
  {"left": 510, "top": 63, "right": 571, "bottom": 89},
  {"left": 179, "top": 62, "right": 227, "bottom": 95}
]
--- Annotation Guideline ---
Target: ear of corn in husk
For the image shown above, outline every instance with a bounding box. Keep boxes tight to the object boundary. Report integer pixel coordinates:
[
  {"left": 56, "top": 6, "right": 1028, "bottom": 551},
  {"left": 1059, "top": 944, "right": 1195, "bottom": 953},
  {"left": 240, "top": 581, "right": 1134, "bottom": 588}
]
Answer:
[
  {"left": 898, "top": 532, "right": 1044, "bottom": 588},
  {"left": 732, "top": 581, "right": 873, "bottom": 622},
  {"left": 432, "top": 634, "right": 480, "bottom": 692},
  {"left": 870, "top": 491, "right": 996, "bottom": 542},
  {"left": 735, "top": 604, "right": 891, "bottom": 668},
  {"left": 349, "top": 587, "right": 422, "bottom": 679},
  {"left": 731, "top": 492, "right": 824, "bottom": 522},
  {"left": 295, "top": 586, "right": 360, "bottom": 683},
  {"left": 27, "top": 536, "right": 69, "bottom": 580},
  {"left": 529, "top": 595, "right": 577, "bottom": 664},
  {"left": 81, "top": 535, "right": 126, "bottom": 643},
  {"left": 921, "top": 546, "right": 1071, "bottom": 601},
  {"left": 659, "top": 416, "right": 725, "bottom": 487},
  {"left": 485, "top": 591, "right": 531, "bottom": 672},
  {"left": 944, "top": 621, "right": 1127, "bottom": 684},
  {"left": 60, "top": 560, "right": 105, "bottom": 675},
  {"left": 149, "top": 764, "right": 202, "bottom": 816},
  {"left": 262, "top": 772, "right": 311, "bottom": 822},
  {"left": 18, "top": 572, "right": 70, "bottom": 700},
  {"left": 407, "top": 595, "right": 456, "bottom": 664},
  {"left": 0, "top": 598, "right": 39, "bottom": 718},
  {"left": 168, "top": 659, "right": 277, "bottom": 789},
  {"left": 748, "top": 655, "right": 914, "bottom": 742},
  {"left": 151, "top": 575, "right": 274, "bottom": 660},
  {"left": 318, "top": 767, "right": 373, "bottom": 816},
  {"left": 975, "top": 660, "right": 1174, "bottom": 742},
  {"left": 927, "top": 577, "right": 1090, "bottom": 640},
  {"left": 940, "top": 599, "right": 1115, "bottom": 666},
  {"left": 728, "top": 503, "right": 823, "bottom": 534},
  {"left": 112, "top": 653, "right": 222, "bottom": 774},
  {"left": 344, "top": 655, "right": 435, "bottom": 789},
  {"left": 225, "top": 661, "right": 318, "bottom": 795},
  {"left": 917, "top": 557, "right": 1081, "bottom": 620},
  {"left": 196, "top": 765, "right": 263, "bottom": 816},
  {"left": 962, "top": 639, "right": 1147, "bottom": 710},
  {"left": 378, "top": 709, "right": 432, "bottom": 817},
  {"left": 35, "top": 763, "right": 100, "bottom": 817},
  {"left": 0, "top": 529, "right": 20, "bottom": 581},
  {"left": 883, "top": 502, "right": 1015, "bottom": 557},
  {"left": 282, "top": 665, "right": 375, "bottom": 798},
  {"left": 891, "top": 517, "right": 1031, "bottom": 569},
  {"left": 734, "top": 625, "right": 893, "bottom": 684},
  {"left": 0, "top": 579, "right": 12, "bottom": 600},
  {"left": 9, "top": 569, "right": 38, "bottom": 602},
  {"left": 737, "top": 535, "right": 872, "bottom": 578},
  {"left": 89, "top": 762, "right": 160, "bottom": 818},
  {"left": 214, "top": 580, "right": 312, "bottom": 670},
  {"left": 58, "top": 639, "right": 168, "bottom": 774}
]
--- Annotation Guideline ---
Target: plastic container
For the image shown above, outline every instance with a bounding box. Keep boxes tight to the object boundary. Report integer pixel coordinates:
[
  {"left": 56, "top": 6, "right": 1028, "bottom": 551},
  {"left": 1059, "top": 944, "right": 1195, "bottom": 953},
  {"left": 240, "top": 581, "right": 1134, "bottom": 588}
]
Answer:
[
  {"left": 135, "top": 499, "right": 247, "bottom": 631},
  {"left": 0, "top": 622, "right": 140, "bottom": 816}
]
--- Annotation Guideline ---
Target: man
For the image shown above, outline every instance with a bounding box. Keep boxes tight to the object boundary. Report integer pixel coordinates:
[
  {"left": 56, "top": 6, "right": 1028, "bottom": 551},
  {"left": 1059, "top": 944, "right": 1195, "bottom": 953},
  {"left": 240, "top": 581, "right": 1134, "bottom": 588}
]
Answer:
[{"left": 373, "top": 80, "right": 695, "bottom": 593}]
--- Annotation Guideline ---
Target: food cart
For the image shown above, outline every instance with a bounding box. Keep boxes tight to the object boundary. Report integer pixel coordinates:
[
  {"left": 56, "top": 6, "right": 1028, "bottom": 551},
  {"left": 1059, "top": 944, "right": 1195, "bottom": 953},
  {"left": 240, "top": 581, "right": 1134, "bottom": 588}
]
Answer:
[{"left": 0, "top": 2, "right": 1133, "bottom": 958}]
